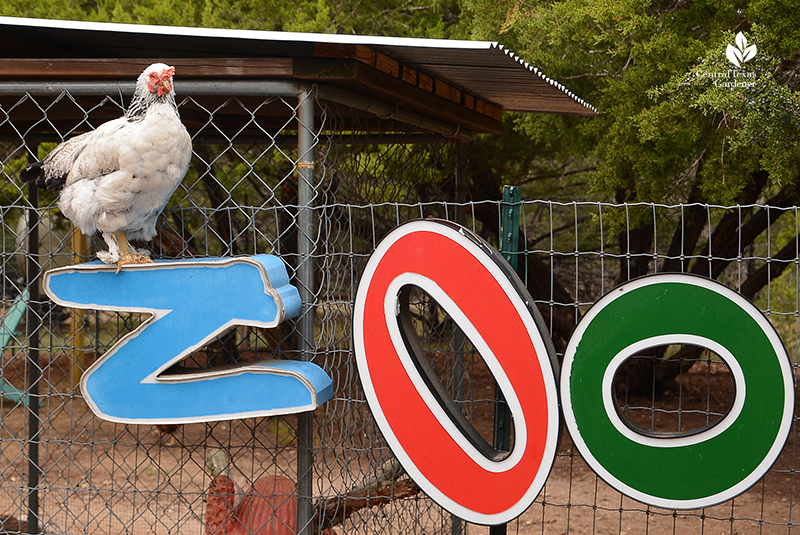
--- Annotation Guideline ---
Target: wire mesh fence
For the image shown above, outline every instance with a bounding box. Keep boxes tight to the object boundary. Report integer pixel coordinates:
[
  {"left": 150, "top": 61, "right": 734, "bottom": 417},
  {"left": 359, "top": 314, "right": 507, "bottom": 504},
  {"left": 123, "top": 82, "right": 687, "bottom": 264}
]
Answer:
[{"left": 0, "top": 81, "right": 797, "bottom": 535}]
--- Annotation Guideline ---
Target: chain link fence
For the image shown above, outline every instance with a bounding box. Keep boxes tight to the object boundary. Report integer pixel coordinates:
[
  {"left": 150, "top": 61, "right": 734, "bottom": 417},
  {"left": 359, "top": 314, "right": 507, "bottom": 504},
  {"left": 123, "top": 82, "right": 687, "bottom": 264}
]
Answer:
[{"left": 0, "top": 81, "right": 797, "bottom": 535}]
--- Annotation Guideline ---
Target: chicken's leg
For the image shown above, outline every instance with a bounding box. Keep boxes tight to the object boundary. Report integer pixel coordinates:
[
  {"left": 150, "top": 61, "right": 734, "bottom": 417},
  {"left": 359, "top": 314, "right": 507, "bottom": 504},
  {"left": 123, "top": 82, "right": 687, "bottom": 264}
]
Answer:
[{"left": 97, "top": 230, "right": 153, "bottom": 272}]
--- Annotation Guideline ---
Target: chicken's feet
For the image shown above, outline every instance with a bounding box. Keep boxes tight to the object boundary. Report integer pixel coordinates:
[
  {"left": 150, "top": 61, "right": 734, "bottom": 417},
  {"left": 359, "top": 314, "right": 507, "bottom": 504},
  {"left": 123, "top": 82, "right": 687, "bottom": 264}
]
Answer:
[
  {"left": 99, "top": 230, "right": 153, "bottom": 273},
  {"left": 115, "top": 252, "right": 153, "bottom": 273}
]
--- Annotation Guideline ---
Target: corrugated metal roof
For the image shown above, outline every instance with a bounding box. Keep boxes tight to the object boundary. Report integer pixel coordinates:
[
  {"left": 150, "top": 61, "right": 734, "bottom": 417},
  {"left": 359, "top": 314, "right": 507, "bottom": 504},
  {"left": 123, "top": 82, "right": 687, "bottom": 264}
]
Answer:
[
  {"left": 0, "top": 16, "right": 596, "bottom": 116},
  {"left": 370, "top": 43, "right": 595, "bottom": 114}
]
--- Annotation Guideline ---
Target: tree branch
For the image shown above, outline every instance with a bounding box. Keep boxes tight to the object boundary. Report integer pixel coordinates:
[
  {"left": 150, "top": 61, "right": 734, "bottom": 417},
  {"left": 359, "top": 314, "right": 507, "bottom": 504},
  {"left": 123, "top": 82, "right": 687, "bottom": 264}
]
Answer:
[
  {"left": 689, "top": 169, "right": 769, "bottom": 276},
  {"left": 740, "top": 232, "right": 800, "bottom": 300},
  {"left": 315, "top": 479, "right": 421, "bottom": 532},
  {"left": 708, "top": 185, "right": 798, "bottom": 279},
  {"left": 529, "top": 216, "right": 592, "bottom": 247},
  {"left": 660, "top": 203, "right": 707, "bottom": 273}
]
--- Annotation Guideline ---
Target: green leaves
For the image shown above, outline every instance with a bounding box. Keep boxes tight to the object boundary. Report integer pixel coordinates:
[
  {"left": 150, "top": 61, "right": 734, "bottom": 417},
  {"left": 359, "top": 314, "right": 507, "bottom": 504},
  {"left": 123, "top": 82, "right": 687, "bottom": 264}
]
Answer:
[
  {"left": 460, "top": 0, "right": 800, "bottom": 207},
  {"left": 651, "top": 30, "right": 800, "bottom": 202},
  {"left": 1, "top": 0, "right": 464, "bottom": 38}
]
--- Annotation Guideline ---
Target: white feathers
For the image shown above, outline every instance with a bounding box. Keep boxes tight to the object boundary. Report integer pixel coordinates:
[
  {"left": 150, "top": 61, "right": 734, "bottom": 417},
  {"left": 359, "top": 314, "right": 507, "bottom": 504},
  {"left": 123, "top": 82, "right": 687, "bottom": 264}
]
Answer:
[{"left": 59, "top": 99, "right": 191, "bottom": 241}]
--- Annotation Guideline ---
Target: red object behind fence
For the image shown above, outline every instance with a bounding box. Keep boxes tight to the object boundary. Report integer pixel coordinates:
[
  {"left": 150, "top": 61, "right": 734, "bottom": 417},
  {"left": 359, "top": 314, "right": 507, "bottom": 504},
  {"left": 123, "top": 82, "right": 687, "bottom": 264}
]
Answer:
[{"left": 206, "top": 474, "right": 296, "bottom": 535}]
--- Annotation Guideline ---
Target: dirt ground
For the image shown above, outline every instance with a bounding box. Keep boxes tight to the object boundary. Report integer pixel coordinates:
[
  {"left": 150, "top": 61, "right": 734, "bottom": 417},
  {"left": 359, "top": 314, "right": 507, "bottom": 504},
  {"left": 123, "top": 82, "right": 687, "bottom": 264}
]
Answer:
[{"left": 0, "top": 350, "right": 796, "bottom": 535}]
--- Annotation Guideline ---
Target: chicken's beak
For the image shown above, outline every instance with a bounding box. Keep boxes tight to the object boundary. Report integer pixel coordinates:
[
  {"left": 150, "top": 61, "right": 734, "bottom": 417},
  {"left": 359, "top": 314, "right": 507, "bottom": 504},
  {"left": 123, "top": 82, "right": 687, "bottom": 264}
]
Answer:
[{"left": 158, "top": 79, "right": 173, "bottom": 97}]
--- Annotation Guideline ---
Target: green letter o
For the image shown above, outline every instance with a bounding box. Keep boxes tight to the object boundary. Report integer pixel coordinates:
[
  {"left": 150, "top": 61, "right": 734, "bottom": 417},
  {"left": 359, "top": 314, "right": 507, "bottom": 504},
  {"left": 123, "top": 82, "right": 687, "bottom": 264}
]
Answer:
[{"left": 561, "top": 274, "right": 794, "bottom": 509}]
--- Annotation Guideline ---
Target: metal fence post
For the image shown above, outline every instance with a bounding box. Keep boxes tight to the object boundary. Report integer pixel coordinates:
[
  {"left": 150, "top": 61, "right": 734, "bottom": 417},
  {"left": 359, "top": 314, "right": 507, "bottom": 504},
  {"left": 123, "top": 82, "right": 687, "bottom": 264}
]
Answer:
[
  {"left": 450, "top": 139, "right": 468, "bottom": 535},
  {"left": 489, "top": 185, "right": 521, "bottom": 535},
  {"left": 25, "top": 158, "right": 40, "bottom": 535},
  {"left": 296, "top": 84, "right": 316, "bottom": 535}
]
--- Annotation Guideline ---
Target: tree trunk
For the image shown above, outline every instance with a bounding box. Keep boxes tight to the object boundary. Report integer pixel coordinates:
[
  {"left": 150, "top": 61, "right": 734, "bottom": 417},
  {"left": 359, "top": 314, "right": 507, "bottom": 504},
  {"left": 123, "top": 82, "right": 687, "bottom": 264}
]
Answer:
[
  {"left": 689, "top": 170, "right": 769, "bottom": 277},
  {"left": 660, "top": 186, "right": 707, "bottom": 274},
  {"left": 615, "top": 170, "right": 799, "bottom": 397},
  {"left": 740, "top": 230, "right": 800, "bottom": 299}
]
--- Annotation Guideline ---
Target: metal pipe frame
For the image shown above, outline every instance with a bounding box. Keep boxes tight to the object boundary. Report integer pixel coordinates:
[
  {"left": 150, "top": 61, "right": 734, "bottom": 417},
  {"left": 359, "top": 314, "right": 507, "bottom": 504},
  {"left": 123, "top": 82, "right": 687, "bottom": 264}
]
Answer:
[
  {"left": 295, "top": 83, "right": 316, "bottom": 535},
  {"left": 0, "top": 80, "right": 298, "bottom": 97},
  {"left": 0, "top": 79, "right": 472, "bottom": 141},
  {"left": 315, "top": 83, "right": 473, "bottom": 142}
]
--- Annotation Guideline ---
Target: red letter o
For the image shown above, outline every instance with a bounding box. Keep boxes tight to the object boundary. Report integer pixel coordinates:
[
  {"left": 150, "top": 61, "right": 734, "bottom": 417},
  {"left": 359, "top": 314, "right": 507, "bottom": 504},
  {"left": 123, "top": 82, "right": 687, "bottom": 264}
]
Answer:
[{"left": 353, "top": 220, "right": 560, "bottom": 524}]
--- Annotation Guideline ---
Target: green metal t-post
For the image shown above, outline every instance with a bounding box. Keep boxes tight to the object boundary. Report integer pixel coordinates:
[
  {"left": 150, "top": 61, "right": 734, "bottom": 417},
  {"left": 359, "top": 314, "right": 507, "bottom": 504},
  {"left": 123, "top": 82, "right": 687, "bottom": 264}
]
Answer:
[
  {"left": 491, "top": 186, "right": 520, "bottom": 535},
  {"left": 500, "top": 185, "right": 521, "bottom": 273}
]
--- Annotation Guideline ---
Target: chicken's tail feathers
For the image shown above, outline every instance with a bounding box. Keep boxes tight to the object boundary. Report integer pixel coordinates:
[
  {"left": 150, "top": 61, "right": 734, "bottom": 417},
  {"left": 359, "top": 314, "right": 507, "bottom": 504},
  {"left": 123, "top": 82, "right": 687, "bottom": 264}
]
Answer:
[
  {"left": 19, "top": 163, "right": 66, "bottom": 190},
  {"left": 19, "top": 162, "right": 42, "bottom": 184}
]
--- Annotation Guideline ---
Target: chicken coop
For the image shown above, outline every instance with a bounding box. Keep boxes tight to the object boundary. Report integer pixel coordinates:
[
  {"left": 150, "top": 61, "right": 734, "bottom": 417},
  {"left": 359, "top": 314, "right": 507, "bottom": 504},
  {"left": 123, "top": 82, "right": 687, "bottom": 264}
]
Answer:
[{"left": 0, "top": 15, "right": 798, "bottom": 535}]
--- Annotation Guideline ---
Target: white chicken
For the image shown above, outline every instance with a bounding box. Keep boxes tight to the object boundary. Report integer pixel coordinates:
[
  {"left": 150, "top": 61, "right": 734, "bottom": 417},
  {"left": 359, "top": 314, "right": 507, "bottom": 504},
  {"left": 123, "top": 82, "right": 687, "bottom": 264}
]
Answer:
[{"left": 20, "top": 63, "right": 192, "bottom": 271}]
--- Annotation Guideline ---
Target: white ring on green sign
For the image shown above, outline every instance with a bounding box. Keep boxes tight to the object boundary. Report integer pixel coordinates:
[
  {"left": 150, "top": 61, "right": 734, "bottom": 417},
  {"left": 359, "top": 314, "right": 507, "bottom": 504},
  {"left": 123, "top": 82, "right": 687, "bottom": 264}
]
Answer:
[
  {"left": 601, "top": 334, "right": 746, "bottom": 448},
  {"left": 561, "top": 273, "right": 794, "bottom": 509}
]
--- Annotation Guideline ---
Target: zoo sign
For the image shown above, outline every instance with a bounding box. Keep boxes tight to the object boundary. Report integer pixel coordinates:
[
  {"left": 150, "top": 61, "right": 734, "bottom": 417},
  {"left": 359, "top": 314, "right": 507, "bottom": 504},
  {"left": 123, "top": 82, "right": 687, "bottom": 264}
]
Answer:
[{"left": 353, "top": 219, "right": 794, "bottom": 525}]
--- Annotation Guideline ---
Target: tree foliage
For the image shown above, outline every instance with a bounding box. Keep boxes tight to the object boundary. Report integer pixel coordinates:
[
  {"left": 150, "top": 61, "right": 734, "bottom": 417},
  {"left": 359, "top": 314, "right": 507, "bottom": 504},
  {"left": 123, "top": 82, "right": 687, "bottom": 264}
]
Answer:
[
  {"left": 0, "top": 0, "right": 463, "bottom": 38},
  {"left": 460, "top": 0, "right": 800, "bottom": 207}
]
